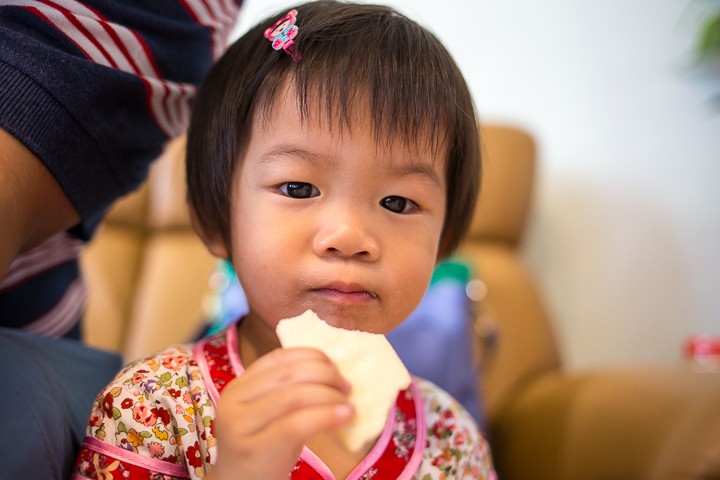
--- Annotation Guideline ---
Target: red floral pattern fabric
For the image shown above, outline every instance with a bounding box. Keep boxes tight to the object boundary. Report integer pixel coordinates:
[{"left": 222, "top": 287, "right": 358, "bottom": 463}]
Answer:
[{"left": 73, "top": 325, "right": 496, "bottom": 479}]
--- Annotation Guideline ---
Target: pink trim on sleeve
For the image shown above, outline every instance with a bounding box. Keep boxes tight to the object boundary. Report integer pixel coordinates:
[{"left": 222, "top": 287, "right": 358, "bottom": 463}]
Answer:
[
  {"left": 81, "top": 436, "right": 189, "bottom": 477},
  {"left": 397, "top": 380, "right": 426, "bottom": 480},
  {"left": 71, "top": 473, "right": 92, "bottom": 480}
]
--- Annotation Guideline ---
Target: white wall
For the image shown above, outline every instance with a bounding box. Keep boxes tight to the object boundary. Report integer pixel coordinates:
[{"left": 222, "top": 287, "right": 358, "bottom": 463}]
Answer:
[{"left": 232, "top": 0, "right": 720, "bottom": 371}]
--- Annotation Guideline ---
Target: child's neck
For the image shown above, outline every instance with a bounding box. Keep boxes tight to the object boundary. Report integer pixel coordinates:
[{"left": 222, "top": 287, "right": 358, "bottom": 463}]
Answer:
[{"left": 236, "top": 314, "right": 281, "bottom": 367}]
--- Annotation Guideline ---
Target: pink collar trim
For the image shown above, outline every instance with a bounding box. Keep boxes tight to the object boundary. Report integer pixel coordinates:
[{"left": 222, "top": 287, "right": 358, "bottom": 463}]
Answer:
[{"left": 193, "top": 322, "right": 427, "bottom": 479}]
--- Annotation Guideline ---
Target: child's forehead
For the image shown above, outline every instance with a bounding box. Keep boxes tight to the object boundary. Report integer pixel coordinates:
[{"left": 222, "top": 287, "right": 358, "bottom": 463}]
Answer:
[{"left": 252, "top": 80, "right": 450, "bottom": 165}]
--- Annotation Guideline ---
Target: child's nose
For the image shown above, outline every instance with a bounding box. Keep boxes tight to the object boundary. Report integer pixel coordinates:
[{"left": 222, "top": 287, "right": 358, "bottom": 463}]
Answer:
[{"left": 313, "top": 214, "right": 379, "bottom": 261}]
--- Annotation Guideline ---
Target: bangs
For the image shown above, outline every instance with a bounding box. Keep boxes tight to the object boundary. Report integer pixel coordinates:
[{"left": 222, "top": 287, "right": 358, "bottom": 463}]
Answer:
[{"left": 250, "top": 2, "right": 472, "bottom": 158}]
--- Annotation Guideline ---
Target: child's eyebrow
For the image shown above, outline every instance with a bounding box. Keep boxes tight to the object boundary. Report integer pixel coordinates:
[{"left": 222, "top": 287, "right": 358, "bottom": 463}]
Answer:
[
  {"left": 258, "top": 143, "right": 442, "bottom": 188},
  {"left": 257, "top": 144, "right": 330, "bottom": 168},
  {"left": 386, "top": 163, "right": 442, "bottom": 189}
]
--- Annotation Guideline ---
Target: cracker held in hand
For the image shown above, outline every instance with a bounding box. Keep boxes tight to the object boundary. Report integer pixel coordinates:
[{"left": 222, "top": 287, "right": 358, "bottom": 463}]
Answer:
[{"left": 276, "top": 309, "right": 412, "bottom": 451}]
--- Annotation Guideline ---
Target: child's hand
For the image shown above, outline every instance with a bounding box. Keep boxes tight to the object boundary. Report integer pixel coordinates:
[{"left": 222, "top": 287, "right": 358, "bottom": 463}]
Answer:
[{"left": 209, "top": 347, "right": 354, "bottom": 480}]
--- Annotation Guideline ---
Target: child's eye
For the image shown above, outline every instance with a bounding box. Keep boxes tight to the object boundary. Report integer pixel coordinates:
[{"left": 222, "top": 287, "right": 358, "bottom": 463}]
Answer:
[
  {"left": 380, "top": 196, "right": 419, "bottom": 214},
  {"left": 278, "top": 182, "right": 319, "bottom": 199}
]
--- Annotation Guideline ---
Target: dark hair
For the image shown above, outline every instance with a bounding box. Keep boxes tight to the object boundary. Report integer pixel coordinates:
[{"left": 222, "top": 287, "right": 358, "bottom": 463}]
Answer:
[{"left": 186, "top": 0, "right": 480, "bottom": 258}]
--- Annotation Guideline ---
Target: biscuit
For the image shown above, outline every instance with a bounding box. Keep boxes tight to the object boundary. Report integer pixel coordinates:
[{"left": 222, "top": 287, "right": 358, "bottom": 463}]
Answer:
[{"left": 276, "top": 309, "right": 412, "bottom": 451}]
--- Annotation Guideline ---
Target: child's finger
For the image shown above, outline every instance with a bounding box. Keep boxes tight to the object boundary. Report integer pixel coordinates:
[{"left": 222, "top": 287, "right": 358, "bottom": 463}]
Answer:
[
  {"left": 235, "top": 348, "right": 350, "bottom": 400},
  {"left": 212, "top": 401, "right": 354, "bottom": 480},
  {"left": 259, "top": 402, "right": 355, "bottom": 446},
  {"left": 220, "top": 382, "right": 352, "bottom": 436},
  {"left": 246, "top": 347, "right": 333, "bottom": 373}
]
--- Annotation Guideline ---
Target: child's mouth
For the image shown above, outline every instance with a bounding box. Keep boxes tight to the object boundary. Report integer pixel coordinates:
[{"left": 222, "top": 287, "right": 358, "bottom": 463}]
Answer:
[{"left": 312, "top": 283, "right": 378, "bottom": 304}]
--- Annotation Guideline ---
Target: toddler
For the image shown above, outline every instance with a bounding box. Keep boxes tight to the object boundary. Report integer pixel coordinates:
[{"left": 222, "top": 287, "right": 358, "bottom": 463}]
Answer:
[{"left": 74, "top": 2, "right": 496, "bottom": 479}]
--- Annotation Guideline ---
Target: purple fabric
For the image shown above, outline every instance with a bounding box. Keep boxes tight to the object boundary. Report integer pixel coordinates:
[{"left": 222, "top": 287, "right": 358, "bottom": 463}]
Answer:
[{"left": 387, "top": 279, "right": 484, "bottom": 425}]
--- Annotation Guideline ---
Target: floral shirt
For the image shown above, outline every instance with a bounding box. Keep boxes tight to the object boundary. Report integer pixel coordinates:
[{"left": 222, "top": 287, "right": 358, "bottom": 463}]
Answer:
[{"left": 73, "top": 324, "right": 496, "bottom": 480}]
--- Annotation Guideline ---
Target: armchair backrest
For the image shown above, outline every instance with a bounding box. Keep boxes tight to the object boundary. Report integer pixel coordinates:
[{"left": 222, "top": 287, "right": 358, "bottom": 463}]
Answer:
[
  {"left": 81, "top": 138, "right": 217, "bottom": 362},
  {"left": 458, "top": 125, "right": 561, "bottom": 421}
]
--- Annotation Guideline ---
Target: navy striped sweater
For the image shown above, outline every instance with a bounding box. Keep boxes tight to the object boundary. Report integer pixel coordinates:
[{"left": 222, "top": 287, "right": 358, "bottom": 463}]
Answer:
[{"left": 0, "top": 0, "right": 242, "bottom": 337}]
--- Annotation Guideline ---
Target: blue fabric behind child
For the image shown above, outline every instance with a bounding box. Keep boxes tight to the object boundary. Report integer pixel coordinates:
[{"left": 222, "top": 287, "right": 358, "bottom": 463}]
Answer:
[{"left": 386, "top": 261, "right": 483, "bottom": 425}]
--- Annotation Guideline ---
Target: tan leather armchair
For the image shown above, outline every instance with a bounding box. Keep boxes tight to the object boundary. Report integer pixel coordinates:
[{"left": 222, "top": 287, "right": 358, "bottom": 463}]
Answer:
[{"left": 81, "top": 125, "right": 720, "bottom": 480}]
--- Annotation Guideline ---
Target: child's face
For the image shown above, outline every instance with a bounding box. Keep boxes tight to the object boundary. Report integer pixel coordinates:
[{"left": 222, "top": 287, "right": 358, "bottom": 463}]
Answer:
[{"left": 214, "top": 87, "right": 447, "bottom": 337}]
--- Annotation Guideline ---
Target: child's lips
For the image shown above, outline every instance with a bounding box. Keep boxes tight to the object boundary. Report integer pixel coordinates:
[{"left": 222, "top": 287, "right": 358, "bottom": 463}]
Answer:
[{"left": 312, "top": 282, "right": 378, "bottom": 303}]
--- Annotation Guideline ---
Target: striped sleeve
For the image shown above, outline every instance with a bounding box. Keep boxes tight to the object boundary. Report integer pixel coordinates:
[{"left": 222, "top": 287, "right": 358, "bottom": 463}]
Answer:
[
  {"left": 0, "top": 0, "right": 242, "bottom": 334},
  {"left": 0, "top": 0, "right": 242, "bottom": 237},
  {"left": 0, "top": 233, "right": 86, "bottom": 338},
  {"left": 7, "top": 0, "right": 196, "bottom": 138}
]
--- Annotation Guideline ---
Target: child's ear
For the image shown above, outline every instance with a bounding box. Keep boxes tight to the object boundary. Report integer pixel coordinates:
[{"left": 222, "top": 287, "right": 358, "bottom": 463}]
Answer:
[{"left": 189, "top": 208, "right": 230, "bottom": 259}]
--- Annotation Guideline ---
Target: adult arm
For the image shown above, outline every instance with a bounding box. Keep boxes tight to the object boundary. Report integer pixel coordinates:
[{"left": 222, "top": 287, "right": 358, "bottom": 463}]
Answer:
[
  {"left": 0, "top": 0, "right": 241, "bottom": 282},
  {"left": 0, "top": 0, "right": 242, "bottom": 252},
  {"left": 0, "top": 128, "right": 79, "bottom": 281}
]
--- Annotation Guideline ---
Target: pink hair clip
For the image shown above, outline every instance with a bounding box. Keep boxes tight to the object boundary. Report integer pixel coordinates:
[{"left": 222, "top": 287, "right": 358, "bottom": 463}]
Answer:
[{"left": 264, "top": 9, "right": 302, "bottom": 62}]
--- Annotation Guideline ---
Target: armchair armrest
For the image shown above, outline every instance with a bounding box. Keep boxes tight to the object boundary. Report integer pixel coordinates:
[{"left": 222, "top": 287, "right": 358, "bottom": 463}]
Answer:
[{"left": 490, "top": 367, "right": 720, "bottom": 480}]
